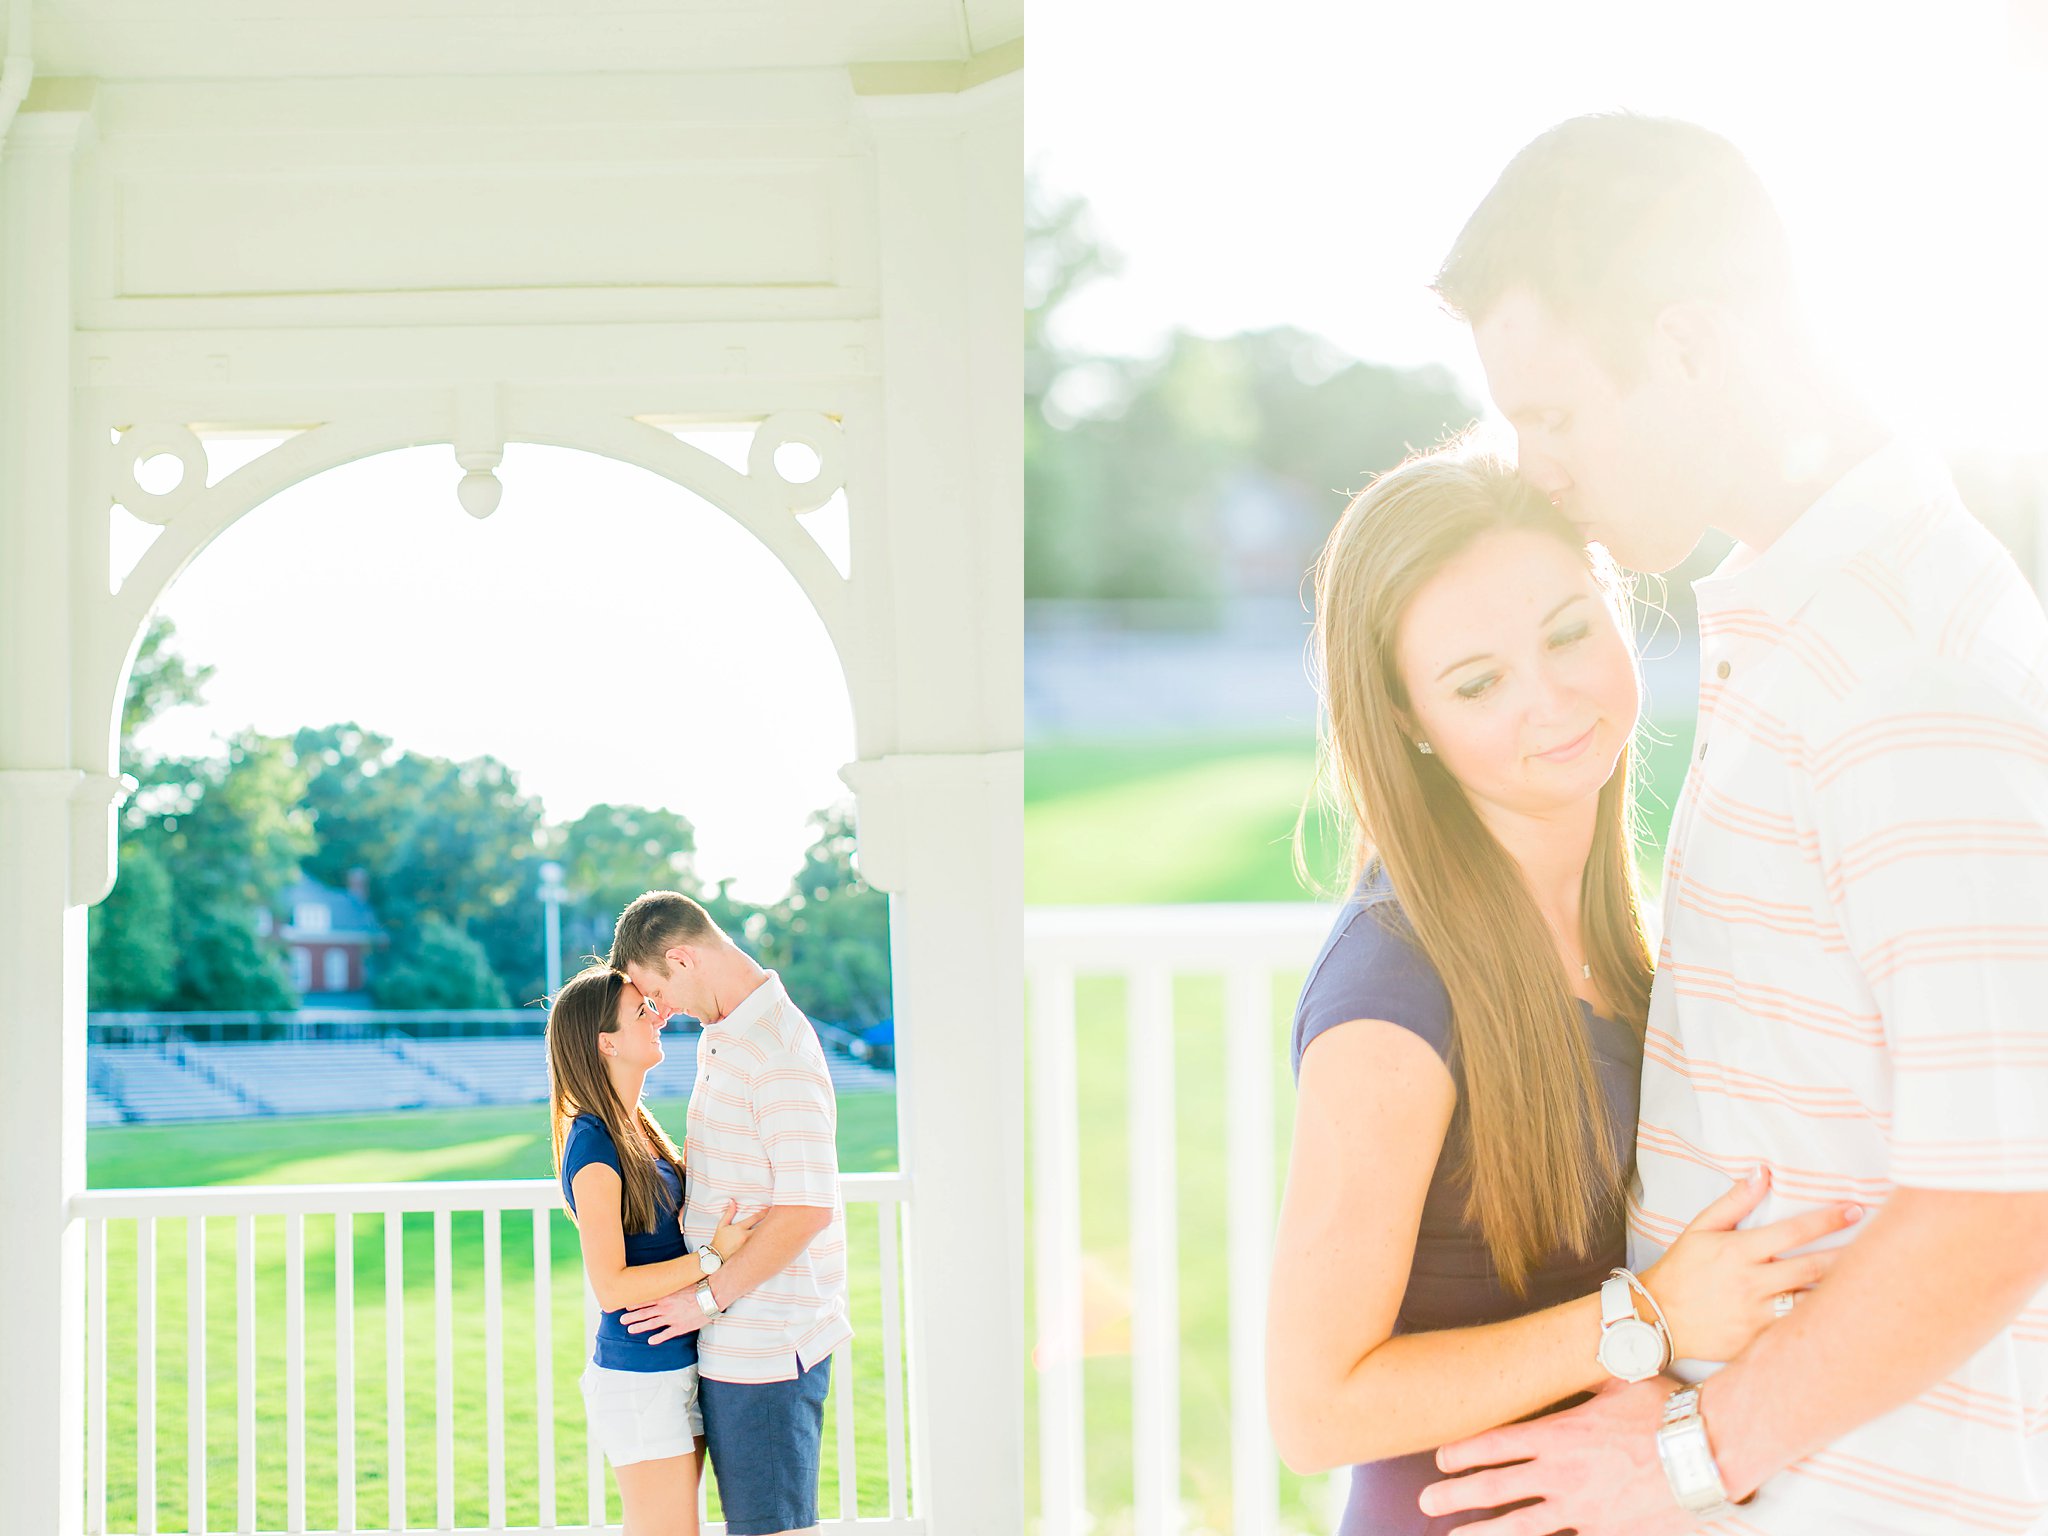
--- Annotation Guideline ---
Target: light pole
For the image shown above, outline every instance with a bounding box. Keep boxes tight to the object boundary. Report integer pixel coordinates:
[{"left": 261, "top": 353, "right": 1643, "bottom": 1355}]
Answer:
[{"left": 539, "top": 860, "right": 565, "bottom": 1000}]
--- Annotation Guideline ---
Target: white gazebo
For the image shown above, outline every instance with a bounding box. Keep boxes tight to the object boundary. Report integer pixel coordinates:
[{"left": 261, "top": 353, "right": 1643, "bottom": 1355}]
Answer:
[{"left": 0, "top": 4, "right": 1022, "bottom": 1533}]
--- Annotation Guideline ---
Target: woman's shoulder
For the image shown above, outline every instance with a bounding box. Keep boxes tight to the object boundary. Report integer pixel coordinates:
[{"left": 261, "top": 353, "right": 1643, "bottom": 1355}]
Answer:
[
  {"left": 1292, "top": 870, "right": 1454, "bottom": 1077},
  {"left": 563, "top": 1112, "right": 620, "bottom": 1166}
]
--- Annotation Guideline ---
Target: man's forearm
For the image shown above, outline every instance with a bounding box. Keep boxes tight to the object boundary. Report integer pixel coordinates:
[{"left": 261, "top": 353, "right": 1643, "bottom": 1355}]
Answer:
[
  {"left": 1710, "top": 1187, "right": 2048, "bottom": 1497},
  {"left": 705, "top": 1204, "right": 833, "bottom": 1310}
]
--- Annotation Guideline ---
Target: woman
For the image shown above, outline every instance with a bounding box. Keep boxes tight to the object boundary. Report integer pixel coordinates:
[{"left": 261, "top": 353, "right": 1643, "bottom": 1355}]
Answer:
[
  {"left": 547, "top": 962, "right": 756, "bottom": 1536},
  {"left": 1266, "top": 447, "right": 1862, "bottom": 1533}
]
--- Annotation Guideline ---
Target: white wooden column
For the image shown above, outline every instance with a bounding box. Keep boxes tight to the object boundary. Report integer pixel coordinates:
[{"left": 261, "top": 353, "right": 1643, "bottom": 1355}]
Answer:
[
  {"left": 0, "top": 81, "right": 97, "bottom": 1536},
  {"left": 844, "top": 751, "right": 1024, "bottom": 1534},
  {"left": 850, "top": 64, "right": 1024, "bottom": 1536}
]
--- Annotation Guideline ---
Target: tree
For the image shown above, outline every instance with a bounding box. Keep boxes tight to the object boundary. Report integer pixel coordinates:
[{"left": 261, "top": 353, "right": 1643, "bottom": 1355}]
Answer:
[
  {"left": 1026, "top": 179, "right": 1124, "bottom": 424},
  {"left": 556, "top": 802, "right": 702, "bottom": 961},
  {"left": 757, "top": 806, "right": 892, "bottom": 1027},
  {"left": 371, "top": 916, "right": 511, "bottom": 1010},
  {"left": 290, "top": 722, "right": 404, "bottom": 893},
  {"left": 375, "top": 752, "right": 547, "bottom": 999},
  {"left": 1029, "top": 325, "right": 1478, "bottom": 604},
  {"left": 150, "top": 732, "right": 312, "bottom": 1010},
  {"left": 1024, "top": 184, "right": 1480, "bottom": 607},
  {"left": 87, "top": 841, "right": 177, "bottom": 1009},
  {"left": 295, "top": 729, "right": 549, "bottom": 1000},
  {"left": 170, "top": 906, "right": 298, "bottom": 1012},
  {"left": 121, "top": 616, "right": 214, "bottom": 767},
  {"left": 93, "top": 622, "right": 306, "bottom": 1011}
]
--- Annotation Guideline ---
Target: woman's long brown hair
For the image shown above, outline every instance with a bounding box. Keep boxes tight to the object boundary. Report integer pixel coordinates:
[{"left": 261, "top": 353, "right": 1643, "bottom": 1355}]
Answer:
[
  {"left": 1306, "top": 444, "right": 1654, "bottom": 1294},
  {"left": 546, "top": 963, "right": 685, "bottom": 1235}
]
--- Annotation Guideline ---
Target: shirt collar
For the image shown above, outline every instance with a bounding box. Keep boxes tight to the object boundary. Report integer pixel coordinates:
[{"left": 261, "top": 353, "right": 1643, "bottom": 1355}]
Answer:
[
  {"left": 1691, "top": 437, "right": 1950, "bottom": 627},
  {"left": 701, "top": 969, "right": 784, "bottom": 1038}
]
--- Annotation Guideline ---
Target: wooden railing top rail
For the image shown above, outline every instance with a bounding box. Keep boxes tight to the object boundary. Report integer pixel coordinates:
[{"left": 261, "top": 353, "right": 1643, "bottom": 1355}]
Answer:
[{"left": 72, "top": 1171, "right": 910, "bottom": 1220}]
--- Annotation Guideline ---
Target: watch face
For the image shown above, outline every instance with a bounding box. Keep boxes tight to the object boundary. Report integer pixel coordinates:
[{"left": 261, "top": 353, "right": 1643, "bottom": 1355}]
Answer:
[{"left": 1599, "top": 1320, "right": 1664, "bottom": 1382}]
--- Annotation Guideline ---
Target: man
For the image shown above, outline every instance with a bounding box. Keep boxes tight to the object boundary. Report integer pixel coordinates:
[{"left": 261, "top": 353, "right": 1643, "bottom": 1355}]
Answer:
[
  {"left": 1418, "top": 113, "right": 2048, "bottom": 1534},
  {"left": 609, "top": 890, "right": 851, "bottom": 1536}
]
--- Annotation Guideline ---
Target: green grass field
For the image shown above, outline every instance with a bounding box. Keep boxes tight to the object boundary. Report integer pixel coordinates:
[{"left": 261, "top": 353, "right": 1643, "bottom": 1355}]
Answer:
[
  {"left": 1021, "top": 727, "right": 1698, "bottom": 1533},
  {"left": 1024, "top": 726, "right": 1695, "bottom": 906},
  {"left": 88, "top": 1094, "right": 899, "bottom": 1534}
]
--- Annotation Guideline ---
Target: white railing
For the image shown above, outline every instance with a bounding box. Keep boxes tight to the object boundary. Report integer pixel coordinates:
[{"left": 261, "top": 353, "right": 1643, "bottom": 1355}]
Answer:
[
  {"left": 1025, "top": 904, "right": 1336, "bottom": 1536},
  {"left": 72, "top": 1173, "right": 917, "bottom": 1536}
]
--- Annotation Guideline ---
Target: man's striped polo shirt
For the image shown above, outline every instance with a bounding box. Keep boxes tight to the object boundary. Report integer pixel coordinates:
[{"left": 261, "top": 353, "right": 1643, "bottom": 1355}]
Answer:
[
  {"left": 1629, "top": 438, "right": 2048, "bottom": 1535},
  {"left": 682, "top": 971, "right": 852, "bottom": 1383}
]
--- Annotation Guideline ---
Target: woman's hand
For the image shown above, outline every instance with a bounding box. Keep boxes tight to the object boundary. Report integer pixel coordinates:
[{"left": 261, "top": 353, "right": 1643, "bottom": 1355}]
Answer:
[
  {"left": 1639, "top": 1166, "right": 1862, "bottom": 1362},
  {"left": 708, "top": 1198, "right": 759, "bottom": 1262}
]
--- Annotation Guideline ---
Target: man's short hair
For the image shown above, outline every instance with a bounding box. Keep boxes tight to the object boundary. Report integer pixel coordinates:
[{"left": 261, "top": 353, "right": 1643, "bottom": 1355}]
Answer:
[
  {"left": 609, "top": 890, "right": 718, "bottom": 973},
  {"left": 1434, "top": 112, "right": 1797, "bottom": 368}
]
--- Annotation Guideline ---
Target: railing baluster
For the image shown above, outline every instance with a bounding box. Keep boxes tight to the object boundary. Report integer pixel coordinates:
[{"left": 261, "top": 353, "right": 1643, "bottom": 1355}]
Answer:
[
  {"left": 584, "top": 1283, "right": 603, "bottom": 1528},
  {"left": 384, "top": 1211, "right": 405, "bottom": 1535},
  {"left": 532, "top": 1207, "right": 554, "bottom": 1530},
  {"left": 484, "top": 1207, "right": 506, "bottom": 1529},
  {"left": 138, "top": 1214, "right": 156, "bottom": 1536},
  {"left": 286, "top": 1213, "right": 304, "bottom": 1533},
  {"left": 1128, "top": 964, "right": 1179, "bottom": 1536},
  {"left": 336, "top": 1212, "right": 355, "bottom": 1534},
  {"left": 1226, "top": 965, "right": 1279, "bottom": 1536},
  {"left": 237, "top": 1215, "right": 254, "bottom": 1536},
  {"left": 434, "top": 1210, "right": 453, "bottom": 1533},
  {"left": 88, "top": 1217, "right": 106, "bottom": 1536},
  {"left": 879, "top": 1199, "right": 907, "bottom": 1520},
  {"left": 1029, "top": 959, "right": 1086, "bottom": 1534},
  {"left": 66, "top": 1176, "right": 905, "bottom": 1536},
  {"left": 188, "top": 1215, "right": 206, "bottom": 1536},
  {"left": 834, "top": 1341, "right": 856, "bottom": 1520}
]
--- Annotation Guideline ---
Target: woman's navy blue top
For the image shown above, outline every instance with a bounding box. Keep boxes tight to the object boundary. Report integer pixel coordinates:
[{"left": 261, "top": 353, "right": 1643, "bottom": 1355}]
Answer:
[
  {"left": 559, "top": 1112, "right": 698, "bottom": 1372},
  {"left": 1291, "top": 870, "right": 1642, "bottom": 1536}
]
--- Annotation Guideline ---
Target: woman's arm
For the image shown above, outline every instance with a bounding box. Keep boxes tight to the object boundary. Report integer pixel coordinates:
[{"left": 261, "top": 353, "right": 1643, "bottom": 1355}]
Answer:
[
  {"left": 570, "top": 1163, "right": 720, "bottom": 1312},
  {"left": 1267, "top": 1019, "right": 1615, "bottom": 1473},
  {"left": 1266, "top": 1021, "right": 1855, "bottom": 1475}
]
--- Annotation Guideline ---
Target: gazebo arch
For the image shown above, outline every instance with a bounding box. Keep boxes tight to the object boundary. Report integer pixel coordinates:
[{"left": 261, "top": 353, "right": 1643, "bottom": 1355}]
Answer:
[
  {"left": 83, "top": 408, "right": 870, "bottom": 847},
  {"left": 0, "top": 9, "right": 1023, "bottom": 1533}
]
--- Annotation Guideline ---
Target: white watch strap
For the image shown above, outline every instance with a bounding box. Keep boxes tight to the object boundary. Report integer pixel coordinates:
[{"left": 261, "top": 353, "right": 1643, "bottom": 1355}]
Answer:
[{"left": 1600, "top": 1271, "right": 1638, "bottom": 1328}]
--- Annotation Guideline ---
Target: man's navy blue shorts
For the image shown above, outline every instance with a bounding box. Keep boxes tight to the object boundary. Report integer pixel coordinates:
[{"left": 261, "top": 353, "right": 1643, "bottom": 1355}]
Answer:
[{"left": 701, "top": 1355, "right": 831, "bottom": 1535}]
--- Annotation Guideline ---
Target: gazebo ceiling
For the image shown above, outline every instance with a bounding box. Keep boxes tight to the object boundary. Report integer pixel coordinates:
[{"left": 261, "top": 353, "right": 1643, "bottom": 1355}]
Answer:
[{"left": 27, "top": 0, "right": 1023, "bottom": 78}]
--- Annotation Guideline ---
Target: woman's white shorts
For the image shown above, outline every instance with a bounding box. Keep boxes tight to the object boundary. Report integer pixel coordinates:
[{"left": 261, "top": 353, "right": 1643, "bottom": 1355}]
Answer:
[{"left": 579, "top": 1362, "right": 704, "bottom": 1467}]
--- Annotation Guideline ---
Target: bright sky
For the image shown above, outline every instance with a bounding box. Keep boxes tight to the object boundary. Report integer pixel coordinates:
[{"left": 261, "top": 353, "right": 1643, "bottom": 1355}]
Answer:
[
  {"left": 1029, "top": 0, "right": 2048, "bottom": 454},
  {"left": 133, "top": 436, "right": 856, "bottom": 903}
]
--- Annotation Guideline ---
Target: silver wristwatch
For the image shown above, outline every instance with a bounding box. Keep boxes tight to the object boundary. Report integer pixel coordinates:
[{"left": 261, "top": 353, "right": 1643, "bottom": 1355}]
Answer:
[
  {"left": 697, "top": 1242, "right": 723, "bottom": 1276},
  {"left": 692, "top": 1279, "right": 722, "bottom": 1320},
  {"left": 1657, "top": 1383, "right": 1737, "bottom": 1517},
  {"left": 1595, "top": 1270, "right": 1670, "bottom": 1382}
]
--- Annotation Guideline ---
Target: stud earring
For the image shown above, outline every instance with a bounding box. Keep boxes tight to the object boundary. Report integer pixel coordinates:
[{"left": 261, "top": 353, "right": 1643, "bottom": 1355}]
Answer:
[{"left": 1415, "top": 740, "right": 1434, "bottom": 755}]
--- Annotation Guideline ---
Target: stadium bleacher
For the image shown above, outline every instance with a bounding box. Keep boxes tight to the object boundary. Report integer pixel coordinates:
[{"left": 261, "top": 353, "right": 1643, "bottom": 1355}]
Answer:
[
  {"left": 88, "top": 1028, "right": 895, "bottom": 1123},
  {"left": 95, "top": 1045, "right": 254, "bottom": 1122},
  {"left": 182, "top": 1041, "right": 475, "bottom": 1116},
  {"left": 398, "top": 1035, "right": 557, "bottom": 1105}
]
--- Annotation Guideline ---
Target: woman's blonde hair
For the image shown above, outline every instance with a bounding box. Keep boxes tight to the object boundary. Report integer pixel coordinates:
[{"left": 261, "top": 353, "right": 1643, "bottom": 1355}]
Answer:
[
  {"left": 546, "top": 963, "right": 685, "bottom": 1235},
  {"left": 1307, "top": 443, "right": 1654, "bottom": 1293}
]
